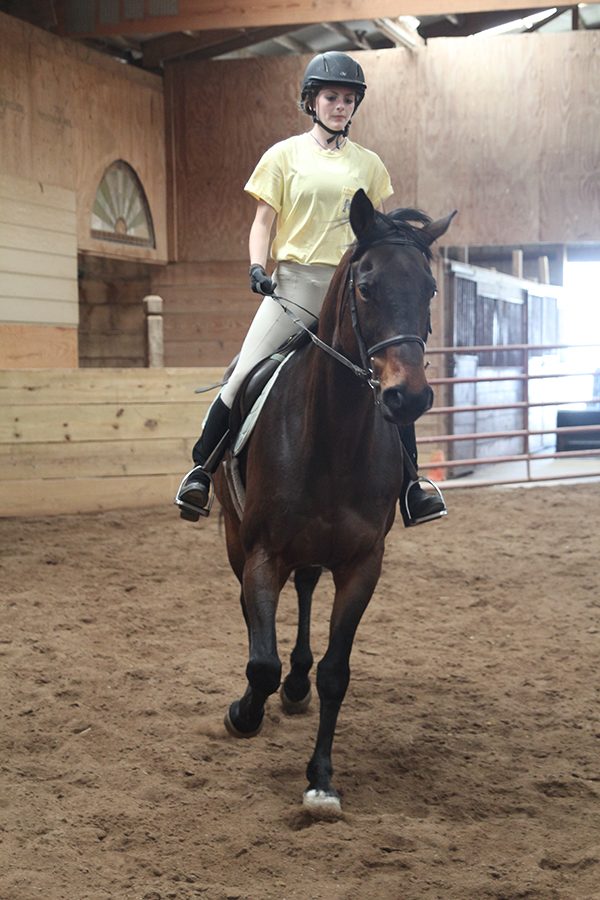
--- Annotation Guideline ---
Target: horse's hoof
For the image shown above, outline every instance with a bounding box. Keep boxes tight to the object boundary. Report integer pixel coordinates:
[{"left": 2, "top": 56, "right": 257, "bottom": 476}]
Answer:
[
  {"left": 280, "top": 683, "right": 311, "bottom": 715},
  {"left": 302, "top": 788, "right": 343, "bottom": 819},
  {"left": 224, "top": 703, "right": 263, "bottom": 739}
]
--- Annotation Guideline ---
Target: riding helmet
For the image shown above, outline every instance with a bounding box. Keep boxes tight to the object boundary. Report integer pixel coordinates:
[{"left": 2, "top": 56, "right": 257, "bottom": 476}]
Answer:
[{"left": 300, "top": 51, "right": 367, "bottom": 114}]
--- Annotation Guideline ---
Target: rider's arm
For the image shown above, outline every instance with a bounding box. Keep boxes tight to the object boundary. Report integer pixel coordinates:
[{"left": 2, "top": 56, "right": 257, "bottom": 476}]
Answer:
[{"left": 249, "top": 200, "right": 277, "bottom": 269}]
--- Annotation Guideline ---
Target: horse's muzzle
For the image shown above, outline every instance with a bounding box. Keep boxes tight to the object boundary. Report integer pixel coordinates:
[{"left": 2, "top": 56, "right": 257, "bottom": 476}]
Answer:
[{"left": 381, "top": 384, "right": 434, "bottom": 424}]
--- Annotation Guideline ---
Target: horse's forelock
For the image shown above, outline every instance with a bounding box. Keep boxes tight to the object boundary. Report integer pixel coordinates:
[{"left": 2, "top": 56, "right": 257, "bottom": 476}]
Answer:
[{"left": 351, "top": 207, "right": 434, "bottom": 262}]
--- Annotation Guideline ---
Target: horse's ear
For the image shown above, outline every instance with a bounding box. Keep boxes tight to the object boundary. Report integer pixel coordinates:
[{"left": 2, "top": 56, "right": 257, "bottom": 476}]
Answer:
[
  {"left": 349, "top": 189, "right": 375, "bottom": 239},
  {"left": 421, "top": 210, "right": 458, "bottom": 246}
]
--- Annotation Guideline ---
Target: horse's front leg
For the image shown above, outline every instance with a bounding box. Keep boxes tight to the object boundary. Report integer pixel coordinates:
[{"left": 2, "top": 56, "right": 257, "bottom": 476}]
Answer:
[
  {"left": 281, "top": 566, "right": 322, "bottom": 714},
  {"left": 303, "top": 550, "right": 383, "bottom": 818},
  {"left": 225, "top": 552, "right": 284, "bottom": 738}
]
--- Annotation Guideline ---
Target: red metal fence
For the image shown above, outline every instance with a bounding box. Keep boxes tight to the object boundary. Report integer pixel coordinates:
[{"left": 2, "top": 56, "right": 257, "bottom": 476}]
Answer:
[{"left": 418, "top": 342, "right": 600, "bottom": 488}]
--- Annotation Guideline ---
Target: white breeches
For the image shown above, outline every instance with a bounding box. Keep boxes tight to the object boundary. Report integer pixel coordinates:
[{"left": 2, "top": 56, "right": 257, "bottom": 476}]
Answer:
[{"left": 219, "top": 260, "right": 335, "bottom": 408}]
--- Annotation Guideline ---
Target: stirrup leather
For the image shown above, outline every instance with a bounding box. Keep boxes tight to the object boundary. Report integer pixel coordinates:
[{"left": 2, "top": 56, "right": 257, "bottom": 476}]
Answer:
[
  {"left": 402, "top": 476, "right": 448, "bottom": 526},
  {"left": 174, "top": 467, "right": 215, "bottom": 519}
]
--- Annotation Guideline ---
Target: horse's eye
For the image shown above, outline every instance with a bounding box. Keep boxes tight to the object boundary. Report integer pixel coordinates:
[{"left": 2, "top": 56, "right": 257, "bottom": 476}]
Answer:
[{"left": 358, "top": 282, "right": 371, "bottom": 301}]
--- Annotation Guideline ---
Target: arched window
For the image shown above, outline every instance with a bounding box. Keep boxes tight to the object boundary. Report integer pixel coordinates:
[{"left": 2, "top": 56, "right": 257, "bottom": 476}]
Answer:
[{"left": 91, "top": 160, "right": 155, "bottom": 247}]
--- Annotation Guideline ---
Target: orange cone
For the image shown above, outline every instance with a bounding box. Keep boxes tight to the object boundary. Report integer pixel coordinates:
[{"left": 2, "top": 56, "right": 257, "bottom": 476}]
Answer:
[{"left": 429, "top": 449, "right": 446, "bottom": 482}]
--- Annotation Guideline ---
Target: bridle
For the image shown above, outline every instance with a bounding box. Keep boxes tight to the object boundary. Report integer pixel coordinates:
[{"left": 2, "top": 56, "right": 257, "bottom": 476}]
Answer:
[{"left": 273, "top": 234, "right": 430, "bottom": 404}]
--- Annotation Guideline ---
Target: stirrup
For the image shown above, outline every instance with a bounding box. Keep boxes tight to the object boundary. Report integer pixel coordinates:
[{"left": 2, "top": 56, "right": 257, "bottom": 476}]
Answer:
[
  {"left": 401, "top": 476, "right": 447, "bottom": 528},
  {"left": 174, "top": 467, "right": 214, "bottom": 521}
]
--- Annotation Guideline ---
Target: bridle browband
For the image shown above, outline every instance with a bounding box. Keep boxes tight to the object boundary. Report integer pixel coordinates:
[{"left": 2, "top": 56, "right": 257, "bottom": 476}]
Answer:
[{"left": 272, "top": 234, "right": 430, "bottom": 402}]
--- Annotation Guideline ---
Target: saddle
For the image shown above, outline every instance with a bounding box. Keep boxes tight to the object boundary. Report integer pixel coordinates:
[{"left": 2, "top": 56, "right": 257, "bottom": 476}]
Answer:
[
  {"left": 218, "top": 328, "right": 313, "bottom": 519},
  {"left": 228, "top": 327, "right": 312, "bottom": 448}
]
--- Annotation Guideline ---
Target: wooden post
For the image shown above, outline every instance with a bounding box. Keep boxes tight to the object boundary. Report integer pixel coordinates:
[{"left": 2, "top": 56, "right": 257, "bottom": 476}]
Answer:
[
  {"left": 143, "top": 294, "right": 164, "bottom": 367},
  {"left": 537, "top": 255, "right": 550, "bottom": 285},
  {"left": 512, "top": 249, "right": 523, "bottom": 279}
]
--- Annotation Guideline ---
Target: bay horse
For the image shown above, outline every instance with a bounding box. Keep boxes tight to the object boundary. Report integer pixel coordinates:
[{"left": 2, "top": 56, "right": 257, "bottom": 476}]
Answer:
[{"left": 214, "top": 189, "right": 455, "bottom": 817}]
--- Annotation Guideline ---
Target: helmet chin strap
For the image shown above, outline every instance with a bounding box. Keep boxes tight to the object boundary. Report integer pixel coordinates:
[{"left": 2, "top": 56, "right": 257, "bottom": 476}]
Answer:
[{"left": 312, "top": 113, "right": 352, "bottom": 146}]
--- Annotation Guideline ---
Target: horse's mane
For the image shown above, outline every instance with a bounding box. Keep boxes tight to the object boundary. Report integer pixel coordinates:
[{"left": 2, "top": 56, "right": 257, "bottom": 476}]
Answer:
[{"left": 352, "top": 207, "right": 434, "bottom": 262}]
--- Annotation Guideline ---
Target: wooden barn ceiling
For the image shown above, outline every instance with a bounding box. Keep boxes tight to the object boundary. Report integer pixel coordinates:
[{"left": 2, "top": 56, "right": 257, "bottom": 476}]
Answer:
[{"left": 2, "top": 1, "right": 600, "bottom": 70}]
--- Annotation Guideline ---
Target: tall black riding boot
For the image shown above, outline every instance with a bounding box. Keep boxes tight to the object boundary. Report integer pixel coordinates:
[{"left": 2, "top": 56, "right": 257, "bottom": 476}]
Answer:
[
  {"left": 397, "top": 423, "right": 447, "bottom": 527},
  {"left": 174, "top": 396, "right": 231, "bottom": 522}
]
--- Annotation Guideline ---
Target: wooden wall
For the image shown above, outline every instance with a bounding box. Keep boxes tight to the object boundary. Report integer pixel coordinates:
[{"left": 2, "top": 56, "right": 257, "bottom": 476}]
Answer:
[
  {"left": 0, "top": 173, "right": 78, "bottom": 366},
  {"left": 419, "top": 32, "right": 600, "bottom": 245},
  {"left": 0, "top": 11, "right": 167, "bottom": 366},
  {"left": 0, "top": 368, "right": 220, "bottom": 517},
  {"left": 162, "top": 32, "right": 600, "bottom": 366},
  {"left": 167, "top": 32, "right": 600, "bottom": 259},
  {"left": 78, "top": 256, "right": 152, "bottom": 368}
]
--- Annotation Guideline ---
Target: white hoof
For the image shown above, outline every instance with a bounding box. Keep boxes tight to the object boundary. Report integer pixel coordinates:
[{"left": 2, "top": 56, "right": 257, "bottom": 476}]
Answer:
[
  {"left": 280, "top": 684, "right": 311, "bottom": 715},
  {"left": 302, "top": 789, "right": 343, "bottom": 819}
]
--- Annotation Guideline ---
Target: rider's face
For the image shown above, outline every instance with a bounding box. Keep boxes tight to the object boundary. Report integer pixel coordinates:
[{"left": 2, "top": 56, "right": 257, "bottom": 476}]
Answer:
[{"left": 314, "top": 86, "right": 357, "bottom": 130}]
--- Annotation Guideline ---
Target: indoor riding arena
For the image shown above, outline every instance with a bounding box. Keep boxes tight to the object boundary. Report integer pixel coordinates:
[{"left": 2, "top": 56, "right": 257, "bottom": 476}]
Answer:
[{"left": 1, "top": 5, "right": 600, "bottom": 900}]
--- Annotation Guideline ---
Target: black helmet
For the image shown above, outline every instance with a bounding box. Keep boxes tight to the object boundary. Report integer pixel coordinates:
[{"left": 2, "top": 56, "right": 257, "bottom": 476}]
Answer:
[{"left": 300, "top": 52, "right": 367, "bottom": 112}]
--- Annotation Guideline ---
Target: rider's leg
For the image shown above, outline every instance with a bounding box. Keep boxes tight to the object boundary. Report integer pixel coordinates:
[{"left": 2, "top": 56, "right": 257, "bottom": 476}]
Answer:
[
  {"left": 175, "top": 262, "right": 334, "bottom": 521},
  {"left": 175, "top": 395, "right": 231, "bottom": 521},
  {"left": 398, "top": 423, "right": 447, "bottom": 527}
]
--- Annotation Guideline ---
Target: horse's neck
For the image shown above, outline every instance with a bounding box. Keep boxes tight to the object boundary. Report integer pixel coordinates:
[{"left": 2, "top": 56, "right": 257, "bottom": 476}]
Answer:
[{"left": 302, "top": 347, "right": 380, "bottom": 462}]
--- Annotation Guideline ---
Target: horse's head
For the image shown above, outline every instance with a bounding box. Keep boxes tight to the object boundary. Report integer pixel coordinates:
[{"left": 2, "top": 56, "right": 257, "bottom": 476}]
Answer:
[{"left": 343, "top": 189, "right": 455, "bottom": 425}]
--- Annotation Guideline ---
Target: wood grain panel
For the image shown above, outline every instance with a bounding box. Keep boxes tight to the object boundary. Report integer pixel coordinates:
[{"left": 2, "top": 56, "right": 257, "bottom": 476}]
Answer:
[
  {"left": 0, "top": 11, "right": 168, "bottom": 265},
  {"left": 1, "top": 401, "right": 210, "bottom": 443},
  {"left": 164, "top": 340, "right": 243, "bottom": 368},
  {"left": 350, "top": 49, "right": 418, "bottom": 209},
  {"left": 419, "top": 36, "right": 542, "bottom": 245},
  {"left": 168, "top": 54, "right": 305, "bottom": 263},
  {"left": 0, "top": 324, "right": 77, "bottom": 368},
  {"left": 538, "top": 31, "right": 600, "bottom": 242},
  {"left": 168, "top": 49, "right": 414, "bottom": 263},
  {"left": 0, "top": 437, "right": 195, "bottom": 480},
  {"left": 0, "top": 15, "right": 33, "bottom": 183},
  {"left": 0, "top": 474, "right": 183, "bottom": 517},
  {"left": 0, "top": 367, "right": 218, "bottom": 515},
  {"left": 0, "top": 368, "right": 220, "bottom": 404}
]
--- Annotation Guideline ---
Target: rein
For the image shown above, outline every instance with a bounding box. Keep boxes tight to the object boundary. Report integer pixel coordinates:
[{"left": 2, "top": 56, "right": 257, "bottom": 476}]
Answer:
[{"left": 272, "top": 235, "right": 428, "bottom": 402}]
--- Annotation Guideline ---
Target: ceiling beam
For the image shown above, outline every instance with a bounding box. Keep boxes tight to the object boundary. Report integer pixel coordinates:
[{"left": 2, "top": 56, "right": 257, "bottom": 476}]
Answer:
[
  {"left": 323, "top": 21, "right": 374, "bottom": 50},
  {"left": 142, "top": 26, "right": 297, "bottom": 67},
  {"left": 419, "top": 7, "right": 571, "bottom": 38},
  {"left": 56, "top": 0, "right": 574, "bottom": 38}
]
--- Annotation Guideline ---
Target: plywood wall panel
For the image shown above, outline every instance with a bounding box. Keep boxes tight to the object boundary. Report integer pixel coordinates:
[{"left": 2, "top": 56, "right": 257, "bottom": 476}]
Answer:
[
  {"left": 168, "top": 49, "right": 414, "bottom": 263},
  {"left": 350, "top": 49, "right": 418, "bottom": 209},
  {"left": 419, "top": 36, "right": 542, "bottom": 245},
  {"left": 0, "top": 325, "right": 78, "bottom": 368},
  {"left": 168, "top": 54, "right": 305, "bottom": 263},
  {"left": 0, "top": 17, "right": 34, "bottom": 183},
  {"left": 538, "top": 31, "right": 600, "bottom": 242},
  {"left": 0, "top": 11, "right": 167, "bottom": 266},
  {"left": 152, "top": 260, "right": 256, "bottom": 367}
]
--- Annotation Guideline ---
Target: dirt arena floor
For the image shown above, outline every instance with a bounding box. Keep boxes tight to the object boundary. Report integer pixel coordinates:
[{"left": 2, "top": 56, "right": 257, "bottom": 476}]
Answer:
[{"left": 1, "top": 483, "right": 600, "bottom": 900}]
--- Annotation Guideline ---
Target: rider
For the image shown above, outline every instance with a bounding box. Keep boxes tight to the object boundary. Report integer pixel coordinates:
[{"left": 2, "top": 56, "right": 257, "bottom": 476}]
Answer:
[{"left": 176, "top": 51, "right": 447, "bottom": 527}]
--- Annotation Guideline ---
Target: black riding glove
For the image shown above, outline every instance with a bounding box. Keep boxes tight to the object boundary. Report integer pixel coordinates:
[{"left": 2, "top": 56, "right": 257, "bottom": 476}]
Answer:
[{"left": 249, "top": 264, "right": 276, "bottom": 295}]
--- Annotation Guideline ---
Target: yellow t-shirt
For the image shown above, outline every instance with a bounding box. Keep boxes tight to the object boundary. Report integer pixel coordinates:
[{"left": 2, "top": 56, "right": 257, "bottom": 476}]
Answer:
[{"left": 244, "top": 134, "right": 394, "bottom": 266}]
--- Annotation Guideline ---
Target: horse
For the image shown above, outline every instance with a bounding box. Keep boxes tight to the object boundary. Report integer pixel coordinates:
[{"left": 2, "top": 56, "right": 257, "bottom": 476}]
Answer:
[{"left": 213, "top": 188, "right": 455, "bottom": 818}]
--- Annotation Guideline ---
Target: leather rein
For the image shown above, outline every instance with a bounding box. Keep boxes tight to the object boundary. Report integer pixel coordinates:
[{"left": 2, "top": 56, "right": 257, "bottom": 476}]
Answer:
[{"left": 272, "top": 235, "right": 428, "bottom": 403}]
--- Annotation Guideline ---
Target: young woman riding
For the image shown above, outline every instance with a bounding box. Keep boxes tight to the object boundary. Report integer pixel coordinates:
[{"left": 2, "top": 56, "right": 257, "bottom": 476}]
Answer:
[{"left": 176, "top": 51, "right": 447, "bottom": 527}]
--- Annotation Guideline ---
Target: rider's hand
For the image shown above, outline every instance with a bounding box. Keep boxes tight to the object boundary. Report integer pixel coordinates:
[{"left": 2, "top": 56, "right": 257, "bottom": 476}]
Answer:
[{"left": 249, "top": 264, "right": 276, "bottom": 295}]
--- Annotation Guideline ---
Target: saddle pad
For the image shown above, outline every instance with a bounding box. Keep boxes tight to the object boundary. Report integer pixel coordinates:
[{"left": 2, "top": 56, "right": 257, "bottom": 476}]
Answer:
[{"left": 232, "top": 351, "right": 295, "bottom": 457}]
